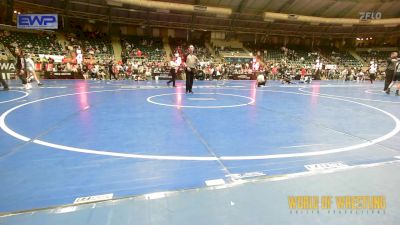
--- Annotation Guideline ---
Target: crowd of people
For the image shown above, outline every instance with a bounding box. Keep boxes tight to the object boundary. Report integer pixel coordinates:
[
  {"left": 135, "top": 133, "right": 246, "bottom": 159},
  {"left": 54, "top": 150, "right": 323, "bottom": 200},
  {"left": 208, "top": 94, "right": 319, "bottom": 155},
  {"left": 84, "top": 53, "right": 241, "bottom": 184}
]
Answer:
[
  {"left": 121, "top": 36, "right": 165, "bottom": 63},
  {"left": 0, "top": 29, "right": 399, "bottom": 95},
  {"left": 0, "top": 30, "right": 63, "bottom": 56},
  {"left": 0, "top": 48, "right": 396, "bottom": 91},
  {"left": 170, "top": 38, "right": 213, "bottom": 63}
]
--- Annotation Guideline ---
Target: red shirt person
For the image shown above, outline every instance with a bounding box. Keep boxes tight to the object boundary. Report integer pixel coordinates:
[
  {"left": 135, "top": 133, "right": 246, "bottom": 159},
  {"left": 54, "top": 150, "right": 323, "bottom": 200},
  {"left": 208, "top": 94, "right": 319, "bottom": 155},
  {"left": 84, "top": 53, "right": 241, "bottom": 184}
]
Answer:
[
  {"left": 301, "top": 68, "right": 306, "bottom": 77},
  {"left": 136, "top": 49, "right": 142, "bottom": 57}
]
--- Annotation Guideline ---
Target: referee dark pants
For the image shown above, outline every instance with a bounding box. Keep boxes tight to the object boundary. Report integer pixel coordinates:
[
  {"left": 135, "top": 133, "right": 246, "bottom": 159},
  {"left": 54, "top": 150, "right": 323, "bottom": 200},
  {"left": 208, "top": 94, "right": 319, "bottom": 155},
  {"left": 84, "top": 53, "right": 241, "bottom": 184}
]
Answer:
[
  {"left": 186, "top": 68, "right": 195, "bottom": 93},
  {"left": 369, "top": 73, "right": 375, "bottom": 84},
  {"left": 109, "top": 70, "right": 117, "bottom": 80},
  {"left": 15, "top": 69, "right": 27, "bottom": 85},
  {"left": 0, "top": 74, "right": 9, "bottom": 90},
  {"left": 384, "top": 70, "right": 394, "bottom": 91},
  {"left": 167, "top": 68, "right": 176, "bottom": 87}
]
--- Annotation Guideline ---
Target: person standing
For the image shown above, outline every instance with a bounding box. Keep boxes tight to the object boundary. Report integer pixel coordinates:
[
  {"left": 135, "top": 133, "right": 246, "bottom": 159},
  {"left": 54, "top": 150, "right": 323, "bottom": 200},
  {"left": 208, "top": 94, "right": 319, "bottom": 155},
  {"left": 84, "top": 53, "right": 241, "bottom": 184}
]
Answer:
[
  {"left": 14, "top": 48, "right": 30, "bottom": 89},
  {"left": 384, "top": 52, "right": 398, "bottom": 92},
  {"left": 108, "top": 58, "right": 118, "bottom": 80},
  {"left": 167, "top": 53, "right": 181, "bottom": 87},
  {"left": 314, "top": 58, "right": 323, "bottom": 80},
  {"left": 300, "top": 67, "right": 306, "bottom": 79},
  {"left": 0, "top": 71, "right": 9, "bottom": 90},
  {"left": 184, "top": 45, "right": 199, "bottom": 94},
  {"left": 0, "top": 48, "right": 9, "bottom": 90},
  {"left": 26, "top": 54, "right": 43, "bottom": 86},
  {"left": 369, "top": 60, "right": 377, "bottom": 84},
  {"left": 386, "top": 60, "right": 400, "bottom": 95}
]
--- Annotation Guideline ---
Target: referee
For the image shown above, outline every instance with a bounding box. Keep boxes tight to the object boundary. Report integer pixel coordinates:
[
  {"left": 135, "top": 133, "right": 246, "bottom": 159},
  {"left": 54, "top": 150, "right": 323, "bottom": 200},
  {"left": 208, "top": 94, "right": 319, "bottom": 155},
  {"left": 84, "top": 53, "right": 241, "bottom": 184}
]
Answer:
[
  {"left": 14, "top": 48, "right": 29, "bottom": 89},
  {"left": 0, "top": 72, "right": 9, "bottom": 91},
  {"left": 184, "top": 45, "right": 199, "bottom": 94},
  {"left": 384, "top": 51, "right": 398, "bottom": 92},
  {"left": 167, "top": 53, "right": 181, "bottom": 87}
]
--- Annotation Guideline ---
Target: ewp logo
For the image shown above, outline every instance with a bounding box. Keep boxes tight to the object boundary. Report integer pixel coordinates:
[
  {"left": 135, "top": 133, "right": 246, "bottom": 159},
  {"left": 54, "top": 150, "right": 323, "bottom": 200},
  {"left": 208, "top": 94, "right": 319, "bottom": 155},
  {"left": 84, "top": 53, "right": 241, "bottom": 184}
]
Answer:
[{"left": 17, "top": 14, "right": 58, "bottom": 29}]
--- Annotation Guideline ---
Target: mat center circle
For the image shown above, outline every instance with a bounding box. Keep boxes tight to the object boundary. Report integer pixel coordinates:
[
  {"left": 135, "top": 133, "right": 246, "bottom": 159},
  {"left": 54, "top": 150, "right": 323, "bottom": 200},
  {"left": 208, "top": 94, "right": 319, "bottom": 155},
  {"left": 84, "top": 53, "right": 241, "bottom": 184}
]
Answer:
[{"left": 146, "top": 92, "right": 255, "bottom": 108}]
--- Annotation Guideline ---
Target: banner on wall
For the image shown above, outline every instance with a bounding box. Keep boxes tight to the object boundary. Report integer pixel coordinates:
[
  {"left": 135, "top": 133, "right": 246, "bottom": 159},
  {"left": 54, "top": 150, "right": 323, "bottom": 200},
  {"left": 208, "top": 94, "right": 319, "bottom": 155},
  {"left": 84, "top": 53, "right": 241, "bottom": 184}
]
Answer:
[
  {"left": 17, "top": 14, "right": 58, "bottom": 29},
  {"left": 325, "top": 64, "right": 338, "bottom": 70},
  {"left": 38, "top": 54, "right": 64, "bottom": 63},
  {"left": 0, "top": 60, "right": 16, "bottom": 79}
]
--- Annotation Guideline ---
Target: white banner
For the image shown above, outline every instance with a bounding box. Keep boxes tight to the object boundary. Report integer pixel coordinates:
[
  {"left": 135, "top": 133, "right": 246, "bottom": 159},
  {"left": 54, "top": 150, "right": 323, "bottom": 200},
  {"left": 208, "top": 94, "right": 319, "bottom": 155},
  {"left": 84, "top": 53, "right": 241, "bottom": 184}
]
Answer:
[
  {"left": 325, "top": 64, "right": 337, "bottom": 70},
  {"left": 38, "top": 54, "right": 64, "bottom": 63}
]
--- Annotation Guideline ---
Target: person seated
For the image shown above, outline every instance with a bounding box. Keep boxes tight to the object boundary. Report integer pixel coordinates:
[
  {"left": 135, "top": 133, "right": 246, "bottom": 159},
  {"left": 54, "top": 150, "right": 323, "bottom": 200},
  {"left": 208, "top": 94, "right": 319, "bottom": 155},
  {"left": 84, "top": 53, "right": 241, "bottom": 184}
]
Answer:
[
  {"left": 98, "top": 69, "right": 106, "bottom": 80},
  {"left": 90, "top": 65, "right": 98, "bottom": 80},
  {"left": 257, "top": 73, "right": 266, "bottom": 87},
  {"left": 304, "top": 75, "right": 312, "bottom": 84},
  {"left": 281, "top": 73, "right": 294, "bottom": 84},
  {"left": 300, "top": 74, "right": 312, "bottom": 84}
]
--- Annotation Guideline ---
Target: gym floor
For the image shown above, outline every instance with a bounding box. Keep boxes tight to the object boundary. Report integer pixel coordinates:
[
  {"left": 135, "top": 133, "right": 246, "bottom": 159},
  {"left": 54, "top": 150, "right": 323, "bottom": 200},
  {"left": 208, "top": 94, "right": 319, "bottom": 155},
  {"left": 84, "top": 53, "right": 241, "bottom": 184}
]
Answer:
[{"left": 0, "top": 79, "right": 399, "bottom": 224}]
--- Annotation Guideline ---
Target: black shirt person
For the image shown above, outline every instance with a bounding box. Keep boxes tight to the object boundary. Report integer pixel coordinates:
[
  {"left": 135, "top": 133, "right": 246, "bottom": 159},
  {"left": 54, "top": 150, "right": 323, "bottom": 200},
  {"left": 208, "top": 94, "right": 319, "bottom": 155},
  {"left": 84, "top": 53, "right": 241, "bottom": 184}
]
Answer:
[
  {"left": 0, "top": 69, "right": 9, "bottom": 90},
  {"left": 108, "top": 59, "right": 117, "bottom": 80},
  {"left": 167, "top": 53, "right": 181, "bottom": 87},
  {"left": 14, "top": 48, "right": 28, "bottom": 89},
  {"left": 384, "top": 51, "right": 398, "bottom": 91}
]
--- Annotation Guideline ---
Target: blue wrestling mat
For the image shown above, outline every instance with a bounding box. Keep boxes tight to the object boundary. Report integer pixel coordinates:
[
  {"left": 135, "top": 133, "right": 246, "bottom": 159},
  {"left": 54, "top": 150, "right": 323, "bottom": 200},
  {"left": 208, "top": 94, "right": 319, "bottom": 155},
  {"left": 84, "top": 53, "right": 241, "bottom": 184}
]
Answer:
[{"left": 0, "top": 79, "right": 399, "bottom": 213}]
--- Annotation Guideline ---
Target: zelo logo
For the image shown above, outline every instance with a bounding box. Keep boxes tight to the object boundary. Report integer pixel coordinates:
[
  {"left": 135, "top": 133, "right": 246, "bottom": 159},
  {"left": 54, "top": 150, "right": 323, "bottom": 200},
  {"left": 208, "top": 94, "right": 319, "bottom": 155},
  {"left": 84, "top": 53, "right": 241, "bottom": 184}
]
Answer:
[
  {"left": 359, "top": 12, "right": 382, "bottom": 20},
  {"left": 17, "top": 14, "right": 58, "bottom": 29}
]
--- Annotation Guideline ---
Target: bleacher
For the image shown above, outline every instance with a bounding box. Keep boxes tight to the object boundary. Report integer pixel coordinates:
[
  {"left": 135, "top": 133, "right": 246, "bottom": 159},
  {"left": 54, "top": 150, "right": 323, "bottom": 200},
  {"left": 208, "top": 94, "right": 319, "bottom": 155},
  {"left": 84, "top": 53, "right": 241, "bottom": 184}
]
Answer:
[
  {"left": 356, "top": 50, "right": 393, "bottom": 71},
  {"left": 319, "top": 48, "right": 362, "bottom": 67},
  {"left": 0, "top": 44, "right": 10, "bottom": 60},
  {"left": 335, "top": 50, "right": 363, "bottom": 67},
  {"left": 213, "top": 46, "right": 251, "bottom": 64},
  {"left": 169, "top": 38, "right": 213, "bottom": 63},
  {"left": 357, "top": 51, "right": 389, "bottom": 63},
  {"left": 66, "top": 32, "right": 113, "bottom": 63},
  {"left": 121, "top": 36, "right": 165, "bottom": 62},
  {"left": 0, "top": 30, "right": 63, "bottom": 55},
  {"left": 263, "top": 47, "right": 319, "bottom": 67},
  {"left": 264, "top": 48, "right": 285, "bottom": 62},
  {"left": 216, "top": 46, "right": 246, "bottom": 54},
  {"left": 0, "top": 27, "right": 378, "bottom": 76}
]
